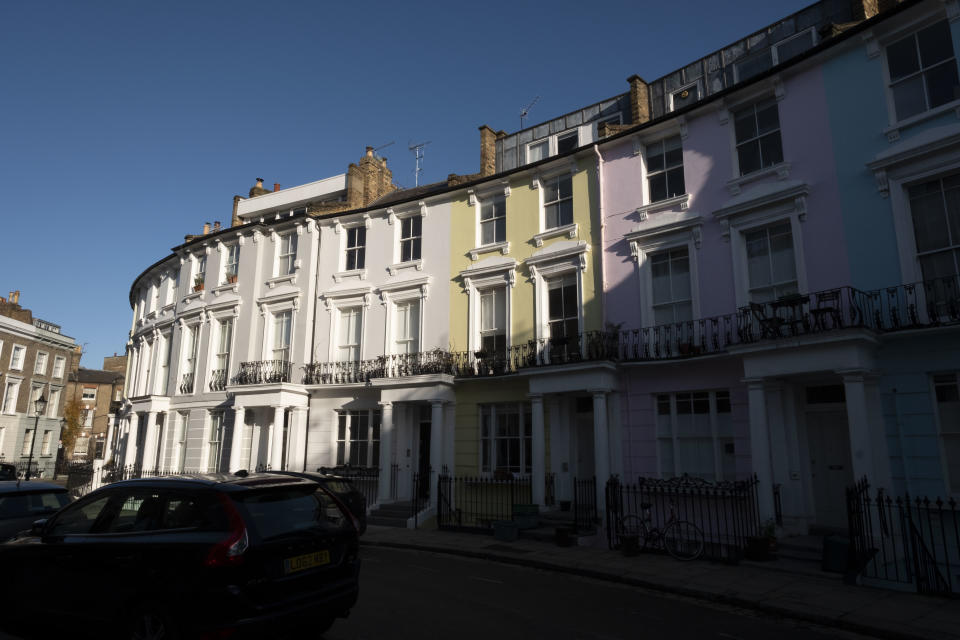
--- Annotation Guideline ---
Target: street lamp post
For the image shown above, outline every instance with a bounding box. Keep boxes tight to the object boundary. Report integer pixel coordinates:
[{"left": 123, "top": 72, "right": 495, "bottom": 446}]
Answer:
[{"left": 24, "top": 394, "right": 48, "bottom": 481}]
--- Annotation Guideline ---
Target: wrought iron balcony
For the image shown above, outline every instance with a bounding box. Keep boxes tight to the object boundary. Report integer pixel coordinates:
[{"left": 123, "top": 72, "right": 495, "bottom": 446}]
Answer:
[
  {"left": 209, "top": 369, "right": 227, "bottom": 392},
  {"left": 232, "top": 360, "right": 291, "bottom": 385},
  {"left": 303, "top": 349, "right": 455, "bottom": 384},
  {"left": 179, "top": 372, "right": 194, "bottom": 394}
]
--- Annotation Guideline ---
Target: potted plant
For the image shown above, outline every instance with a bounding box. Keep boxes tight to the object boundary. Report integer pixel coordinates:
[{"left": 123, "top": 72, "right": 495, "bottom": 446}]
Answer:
[
  {"left": 227, "top": 273, "right": 238, "bottom": 284},
  {"left": 193, "top": 275, "right": 205, "bottom": 292},
  {"left": 745, "top": 519, "right": 778, "bottom": 561}
]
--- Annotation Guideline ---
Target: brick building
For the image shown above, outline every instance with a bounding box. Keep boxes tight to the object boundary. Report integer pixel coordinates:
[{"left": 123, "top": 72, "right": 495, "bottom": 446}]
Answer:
[
  {"left": 0, "top": 291, "right": 77, "bottom": 478},
  {"left": 65, "top": 354, "right": 126, "bottom": 461}
]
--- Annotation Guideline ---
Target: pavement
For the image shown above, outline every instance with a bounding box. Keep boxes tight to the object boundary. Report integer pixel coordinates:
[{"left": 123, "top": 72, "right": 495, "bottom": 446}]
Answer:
[{"left": 361, "top": 524, "right": 960, "bottom": 640}]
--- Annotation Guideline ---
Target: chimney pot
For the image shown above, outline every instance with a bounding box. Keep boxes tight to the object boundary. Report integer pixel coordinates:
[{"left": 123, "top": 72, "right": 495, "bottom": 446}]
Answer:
[
  {"left": 255, "top": 178, "right": 264, "bottom": 188},
  {"left": 213, "top": 221, "right": 221, "bottom": 231},
  {"left": 365, "top": 146, "right": 374, "bottom": 157},
  {"left": 274, "top": 183, "right": 281, "bottom": 192},
  {"left": 203, "top": 222, "right": 211, "bottom": 235}
]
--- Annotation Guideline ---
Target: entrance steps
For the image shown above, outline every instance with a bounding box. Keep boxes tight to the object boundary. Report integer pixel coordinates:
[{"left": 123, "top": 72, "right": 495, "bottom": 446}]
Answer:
[
  {"left": 518, "top": 509, "right": 597, "bottom": 545},
  {"left": 368, "top": 501, "right": 414, "bottom": 528},
  {"left": 743, "top": 534, "right": 841, "bottom": 578}
]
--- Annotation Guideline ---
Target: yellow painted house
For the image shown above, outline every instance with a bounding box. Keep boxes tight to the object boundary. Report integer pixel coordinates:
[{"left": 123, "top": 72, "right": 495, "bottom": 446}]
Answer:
[{"left": 446, "top": 151, "right": 622, "bottom": 507}]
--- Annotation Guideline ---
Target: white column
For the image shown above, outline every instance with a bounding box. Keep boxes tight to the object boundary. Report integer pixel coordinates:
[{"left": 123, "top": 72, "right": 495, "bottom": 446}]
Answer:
[
  {"left": 842, "top": 372, "right": 893, "bottom": 491},
  {"left": 591, "top": 390, "right": 610, "bottom": 515},
  {"left": 124, "top": 413, "right": 140, "bottom": 467},
  {"left": 746, "top": 379, "right": 776, "bottom": 523},
  {"left": 270, "top": 406, "right": 285, "bottom": 470},
  {"left": 530, "top": 394, "right": 546, "bottom": 506},
  {"left": 378, "top": 402, "right": 394, "bottom": 502},
  {"left": 229, "top": 406, "right": 245, "bottom": 472},
  {"left": 141, "top": 411, "right": 159, "bottom": 471},
  {"left": 103, "top": 416, "right": 116, "bottom": 463},
  {"left": 608, "top": 391, "right": 624, "bottom": 479},
  {"left": 429, "top": 401, "right": 444, "bottom": 508},
  {"left": 288, "top": 407, "right": 308, "bottom": 472}
]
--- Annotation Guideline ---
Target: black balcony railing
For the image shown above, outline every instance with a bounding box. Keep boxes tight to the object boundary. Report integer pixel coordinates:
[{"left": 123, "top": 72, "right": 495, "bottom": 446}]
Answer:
[
  {"left": 232, "top": 360, "right": 290, "bottom": 385},
  {"left": 209, "top": 369, "right": 227, "bottom": 392},
  {"left": 179, "top": 372, "right": 195, "bottom": 394},
  {"left": 299, "top": 278, "right": 960, "bottom": 382},
  {"left": 303, "top": 349, "right": 455, "bottom": 384}
]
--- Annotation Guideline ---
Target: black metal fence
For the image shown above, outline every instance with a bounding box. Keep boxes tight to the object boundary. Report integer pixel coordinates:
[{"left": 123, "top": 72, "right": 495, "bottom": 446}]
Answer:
[
  {"left": 233, "top": 360, "right": 291, "bottom": 385},
  {"left": 847, "top": 477, "right": 960, "bottom": 596},
  {"left": 67, "top": 464, "right": 209, "bottom": 498},
  {"left": 318, "top": 465, "right": 380, "bottom": 509},
  {"left": 605, "top": 474, "right": 761, "bottom": 562},
  {"left": 574, "top": 477, "right": 598, "bottom": 532},
  {"left": 436, "top": 475, "right": 532, "bottom": 532},
  {"left": 411, "top": 471, "right": 430, "bottom": 527}
]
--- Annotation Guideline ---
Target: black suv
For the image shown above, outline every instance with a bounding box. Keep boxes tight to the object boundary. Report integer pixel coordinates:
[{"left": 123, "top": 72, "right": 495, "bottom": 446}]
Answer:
[
  {"left": 0, "top": 473, "right": 360, "bottom": 639},
  {"left": 271, "top": 471, "right": 368, "bottom": 535}
]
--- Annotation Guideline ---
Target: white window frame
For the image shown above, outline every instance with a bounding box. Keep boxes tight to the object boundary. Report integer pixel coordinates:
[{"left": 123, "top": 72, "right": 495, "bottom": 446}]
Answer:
[
  {"left": 478, "top": 286, "right": 508, "bottom": 357},
  {"left": 205, "top": 411, "right": 225, "bottom": 472},
  {"left": 527, "top": 246, "right": 587, "bottom": 346},
  {"left": 206, "top": 313, "right": 235, "bottom": 390},
  {"left": 668, "top": 80, "right": 703, "bottom": 112},
  {"left": 627, "top": 223, "right": 702, "bottom": 327},
  {"left": 335, "top": 409, "right": 381, "bottom": 468},
  {"left": 771, "top": 27, "right": 818, "bottom": 65},
  {"left": 193, "top": 253, "right": 207, "bottom": 291},
  {"left": 712, "top": 182, "right": 809, "bottom": 307},
  {"left": 155, "top": 330, "right": 172, "bottom": 396},
  {"left": 29, "top": 384, "right": 45, "bottom": 415},
  {"left": 175, "top": 411, "right": 189, "bottom": 472},
  {"left": 178, "top": 322, "right": 201, "bottom": 395},
  {"left": 644, "top": 134, "right": 687, "bottom": 205},
  {"left": 40, "top": 430, "right": 52, "bottom": 456},
  {"left": 222, "top": 242, "right": 240, "bottom": 284},
  {"left": 341, "top": 220, "right": 369, "bottom": 275},
  {"left": 878, "top": 13, "right": 960, "bottom": 134},
  {"left": 34, "top": 351, "right": 48, "bottom": 376},
  {"left": 275, "top": 231, "right": 298, "bottom": 277},
  {"left": 468, "top": 184, "right": 512, "bottom": 260},
  {"left": 479, "top": 402, "right": 532, "bottom": 476},
  {"left": 9, "top": 344, "right": 26, "bottom": 371},
  {"left": 386, "top": 204, "right": 427, "bottom": 274},
  {"left": 323, "top": 289, "right": 371, "bottom": 363},
  {"left": 268, "top": 309, "right": 294, "bottom": 363},
  {"left": 1, "top": 377, "right": 21, "bottom": 415},
  {"left": 525, "top": 128, "right": 580, "bottom": 164},
  {"left": 52, "top": 356, "right": 65, "bottom": 379},
  {"left": 731, "top": 96, "right": 784, "bottom": 178},
  {"left": 392, "top": 298, "right": 421, "bottom": 356},
  {"left": 335, "top": 305, "right": 365, "bottom": 362},
  {"left": 47, "top": 386, "right": 61, "bottom": 419},
  {"left": 379, "top": 281, "right": 429, "bottom": 357},
  {"left": 868, "top": 128, "right": 960, "bottom": 285},
  {"left": 655, "top": 389, "right": 735, "bottom": 481},
  {"left": 461, "top": 262, "right": 515, "bottom": 356}
]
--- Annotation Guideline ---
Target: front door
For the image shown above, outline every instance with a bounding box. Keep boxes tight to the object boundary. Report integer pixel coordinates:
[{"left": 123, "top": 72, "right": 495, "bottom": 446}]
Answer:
[
  {"left": 574, "top": 412, "right": 595, "bottom": 480},
  {"left": 807, "top": 410, "right": 854, "bottom": 530}
]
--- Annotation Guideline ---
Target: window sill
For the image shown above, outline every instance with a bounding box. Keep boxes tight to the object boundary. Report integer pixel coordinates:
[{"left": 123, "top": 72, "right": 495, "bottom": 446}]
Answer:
[
  {"left": 266, "top": 273, "right": 297, "bottom": 289},
  {"left": 183, "top": 291, "right": 203, "bottom": 304},
  {"left": 161, "top": 303, "right": 176, "bottom": 314},
  {"left": 387, "top": 259, "right": 423, "bottom": 276},
  {"left": 533, "top": 223, "right": 578, "bottom": 247},
  {"left": 884, "top": 100, "right": 960, "bottom": 142},
  {"left": 635, "top": 193, "right": 690, "bottom": 220},
  {"left": 333, "top": 269, "right": 367, "bottom": 284},
  {"left": 145, "top": 311, "right": 156, "bottom": 321},
  {"left": 212, "top": 282, "right": 239, "bottom": 296},
  {"left": 726, "top": 162, "right": 791, "bottom": 196},
  {"left": 469, "top": 241, "right": 510, "bottom": 261}
]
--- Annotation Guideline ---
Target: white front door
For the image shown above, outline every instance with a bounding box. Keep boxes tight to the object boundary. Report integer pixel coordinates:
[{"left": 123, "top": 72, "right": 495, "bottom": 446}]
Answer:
[{"left": 806, "top": 410, "right": 854, "bottom": 530}]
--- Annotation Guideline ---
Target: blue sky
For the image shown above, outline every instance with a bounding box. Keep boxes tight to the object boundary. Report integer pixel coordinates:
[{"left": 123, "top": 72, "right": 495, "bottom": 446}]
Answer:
[{"left": 0, "top": 0, "right": 813, "bottom": 368}]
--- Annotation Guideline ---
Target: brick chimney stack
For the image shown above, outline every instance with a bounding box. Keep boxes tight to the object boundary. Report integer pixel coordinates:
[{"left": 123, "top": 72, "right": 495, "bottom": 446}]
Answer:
[
  {"left": 479, "top": 125, "right": 497, "bottom": 177},
  {"left": 346, "top": 147, "right": 397, "bottom": 209},
  {"left": 274, "top": 183, "right": 281, "bottom": 192},
  {"left": 627, "top": 75, "right": 650, "bottom": 126}
]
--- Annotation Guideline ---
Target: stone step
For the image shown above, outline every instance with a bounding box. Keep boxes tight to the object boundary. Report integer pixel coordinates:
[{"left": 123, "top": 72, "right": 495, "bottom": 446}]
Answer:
[{"left": 367, "top": 516, "right": 408, "bottom": 527}]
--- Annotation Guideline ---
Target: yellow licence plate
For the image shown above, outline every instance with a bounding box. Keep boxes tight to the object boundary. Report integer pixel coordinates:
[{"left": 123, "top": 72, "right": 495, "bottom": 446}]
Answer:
[{"left": 284, "top": 550, "right": 330, "bottom": 574}]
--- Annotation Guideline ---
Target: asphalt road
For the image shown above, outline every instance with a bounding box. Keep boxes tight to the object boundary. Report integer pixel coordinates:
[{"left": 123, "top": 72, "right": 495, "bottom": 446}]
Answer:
[
  {"left": 0, "top": 547, "right": 875, "bottom": 640},
  {"left": 319, "top": 546, "right": 872, "bottom": 640}
]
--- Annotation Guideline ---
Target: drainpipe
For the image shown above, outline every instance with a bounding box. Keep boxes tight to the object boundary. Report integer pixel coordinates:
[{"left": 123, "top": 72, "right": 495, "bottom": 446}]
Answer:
[
  {"left": 891, "top": 388, "right": 912, "bottom": 496},
  {"left": 593, "top": 144, "right": 606, "bottom": 329}
]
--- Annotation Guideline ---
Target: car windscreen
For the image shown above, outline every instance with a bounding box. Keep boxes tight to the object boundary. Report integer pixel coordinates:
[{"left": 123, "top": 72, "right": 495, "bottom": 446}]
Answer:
[
  {"left": 0, "top": 491, "right": 70, "bottom": 520},
  {"left": 320, "top": 479, "right": 355, "bottom": 495},
  {"left": 231, "top": 485, "right": 350, "bottom": 540}
]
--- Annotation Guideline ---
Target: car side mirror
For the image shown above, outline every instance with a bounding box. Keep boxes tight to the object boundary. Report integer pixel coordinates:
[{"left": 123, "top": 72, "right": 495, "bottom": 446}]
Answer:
[{"left": 30, "top": 519, "right": 48, "bottom": 537}]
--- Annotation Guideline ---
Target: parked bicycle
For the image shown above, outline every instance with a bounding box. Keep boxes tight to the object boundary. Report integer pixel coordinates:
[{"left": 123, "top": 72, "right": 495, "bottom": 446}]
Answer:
[{"left": 618, "top": 499, "right": 705, "bottom": 561}]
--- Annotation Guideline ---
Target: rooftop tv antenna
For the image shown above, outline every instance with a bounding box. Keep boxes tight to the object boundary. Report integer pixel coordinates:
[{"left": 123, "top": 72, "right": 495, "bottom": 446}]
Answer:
[
  {"left": 520, "top": 95, "right": 541, "bottom": 129},
  {"left": 372, "top": 141, "right": 394, "bottom": 158},
  {"left": 409, "top": 140, "right": 431, "bottom": 187}
]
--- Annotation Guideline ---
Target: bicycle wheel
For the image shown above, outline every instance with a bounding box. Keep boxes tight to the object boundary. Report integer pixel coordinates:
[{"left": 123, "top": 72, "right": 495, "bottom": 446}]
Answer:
[
  {"left": 662, "top": 520, "right": 704, "bottom": 561},
  {"left": 618, "top": 515, "right": 649, "bottom": 552}
]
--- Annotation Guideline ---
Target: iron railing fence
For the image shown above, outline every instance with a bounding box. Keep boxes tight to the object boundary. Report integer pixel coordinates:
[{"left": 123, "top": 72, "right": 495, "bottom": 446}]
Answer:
[
  {"left": 232, "top": 360, "right": 290, "bottom": 385},
  {"left": 303, "top": 278, "right": 960, "bottom": 383},
  {"left": 436, "top": 475, "right": 533, "bottom": 532},
  {"left": 67, "top": 464, "right": 209, "bottom": 498},
  {"left": 847, "top": 477, "right": 960, "bottom": 597},
  {"left": 208, "top": 369, "right": 227, "bottom": 392},
  {"left": 411, "top": 470, "right": 431, "bottom": 528},
  {"left": 318, "top": 465, "right": 380, "bottom": 510},
  {"left": 573, "top": 477, "right": 598, "bottom": 532},
  {"left": 390, "top": 464, "right": 399, "bottom": 500},
  {"left": 303, "top": 350, "right": 455, "bottom": 384},
  {"left": 606, "top": 474, "right": 761, "bottom": 562},
  {"left": 545, "top": 472, "right": 556, "bottom": 508},
  {"left": 179, "top": 372, "right": 195, "bottom": 394}
]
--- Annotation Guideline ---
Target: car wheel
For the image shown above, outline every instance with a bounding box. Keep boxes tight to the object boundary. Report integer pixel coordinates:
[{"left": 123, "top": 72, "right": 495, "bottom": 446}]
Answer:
[{"left": 127, "top": 601, "right": 180, "bottom": 640}]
